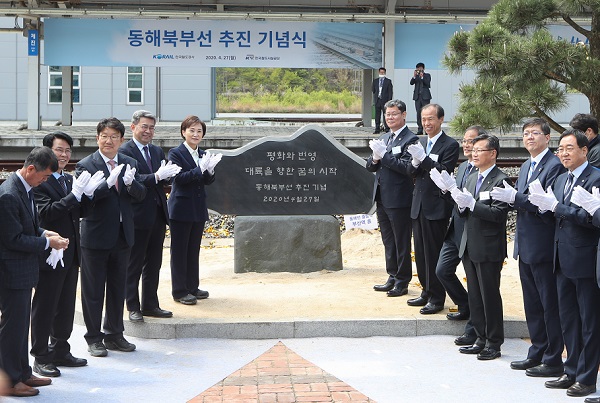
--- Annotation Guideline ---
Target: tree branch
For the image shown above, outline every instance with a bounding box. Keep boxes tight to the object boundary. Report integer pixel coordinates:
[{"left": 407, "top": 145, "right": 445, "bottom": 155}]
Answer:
[
  {"left": 533, "top": 104, "right": 565, "bottom": 133},
  {"left": 543, "top": 70, "right": 567, "bottom": 85},
  {"left": 562, "top": 14, "right": 590, "bottom": 38}
]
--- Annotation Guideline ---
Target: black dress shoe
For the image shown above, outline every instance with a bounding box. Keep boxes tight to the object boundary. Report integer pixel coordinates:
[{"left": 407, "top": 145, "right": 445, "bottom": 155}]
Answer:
[
  {"left": 526, "top": 363, "right": 564, "bottom": 377},
  {"left": 454, "top": 333, "right": 477, "bottom": 346},
  {"left": 129, "top": 310, "right": 144, "bottom": 322},
  {"left": 88, "top": 341, "right": 108, "bottom": 357},
  {"left": 373, "top": 130, "right": 381, "bottom": 134},
  {"left": 585, "top": 397, "right": 600, "bottom": 403},
  {"left": 33, "top": 360, "right": 60, "bottom": 377},
  {"left": 387, "top": 286, "right": 408, "bottom": 297},
  {"left": 446, "top": 311, "right": 469, "bottom": 321},
  {"left": 174, "top": 294, "right": 197, "bottom": 305},
  {"left": 373, "top": 278, "right": 395, "bottom": 292},
  {"left": 54, "top": 353, "right": 87, "bottom": 367},
  {"left": 477, "top": 347, "right": 501, "bottom": 360},
  {"left": 459, "top": 344, "right": 484, "bottom": 354},
  {"left": 142, "top": 307, "right": 173, "bottom": 318},
  {"left": 193, "top": 289, "right": 209, "bottom": 300},
  {"left": 567, "top": 382, "right": 597, "bottom": 397},
  {"left": 545, "top": 374, "right": 575, "bottom": 389},
  {"left": 407, "top": 296, "right": 428, "bottom": 306},
  {"left": 420, "top": 302, "right": 444, "bottom": 315},
  {"left": 104, "top": 336, "right": 136, "bottom": 352},
  {"left": 510, "top": 358, "right": 541, "bottom": 370}
]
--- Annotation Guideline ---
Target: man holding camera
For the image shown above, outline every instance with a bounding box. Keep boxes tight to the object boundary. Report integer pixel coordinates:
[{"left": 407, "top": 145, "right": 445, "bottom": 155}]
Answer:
[{"left": 410, "top": 62, "right": 432, "bottom": 135}]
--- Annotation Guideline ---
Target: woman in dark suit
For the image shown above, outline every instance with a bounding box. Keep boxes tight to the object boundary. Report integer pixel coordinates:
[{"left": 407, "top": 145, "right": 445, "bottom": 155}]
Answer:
[{"left": 168, "top": 116, "right": 215, "bottom": 305}]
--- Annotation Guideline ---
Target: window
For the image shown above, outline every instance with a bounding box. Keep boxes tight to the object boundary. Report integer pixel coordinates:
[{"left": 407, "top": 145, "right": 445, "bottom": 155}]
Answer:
[
  {"left": 48, "top": 66, "right": 80, "bottom": 104},
  {"left": 127, "top": 67, "right": 143, "bottom": 104}
]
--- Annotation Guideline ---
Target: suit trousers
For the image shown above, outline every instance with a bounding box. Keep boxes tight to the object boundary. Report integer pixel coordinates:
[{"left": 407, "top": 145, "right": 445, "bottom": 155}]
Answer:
[
  {"left": 0, "top": 285, "right": 33, "bottom": 385},
  {"left": 556, "top": 270, "right": 600, "bottom": 385},
  {"left": 30, "top": 264, "right": 79, "bottom": 363},
  {"left": 170, "top": 219, "right": 206, "bottom": 299},
  {"left": 374, "top": 98, "right": 389, "bottom": 132},
  {"left": 462, "top": 252, "right": 504, "bottom": 350},
  {"left": 518, "top": 259, "right": 563, "bottom": 366},
  {"left": 81, "top": 226, "right": 131, "bottom": 345},
  {"left": 413, "top": 215, "right": 447, "bottom": 305},
  {"left": 414, "top": 98, "right": 430, "bottom": 133},
  {"left": 126, "top": 204, "right": 167, "bottom": 312},
  {"left": 376, "top": 202, "right": 412, "bottom": 288}
]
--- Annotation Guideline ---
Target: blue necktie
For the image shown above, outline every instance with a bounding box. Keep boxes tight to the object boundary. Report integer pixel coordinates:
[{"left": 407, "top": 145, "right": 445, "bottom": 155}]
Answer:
[
  {"left": 461, "top": 164, "right": 473, "bottom": 188},
  {"left": 475, "top": 174, "right": 484, "bottom": 194},
  {"left": 528, "top": 161, "right": 536, "bottom": 181},
  {"left": 426, "top": 140, "right": 433, "bottom": 155},
  {"left": 564, "top": 172, "right": 574, "bottom": 202},
  {"left": 57, "top": 175, "right": 68, "bottom": 195}
]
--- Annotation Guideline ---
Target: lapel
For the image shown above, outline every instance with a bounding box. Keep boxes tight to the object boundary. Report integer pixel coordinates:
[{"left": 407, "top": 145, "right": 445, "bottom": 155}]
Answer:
[
  {"left": 563, "top": 164, "right": 593, "bottom": 203},
  {"left": 128, "top": 140, "right": 152, "bottom": 174},
  {"left": 518, "top": 160, "right": 531, "bottom": 193},
  {"left": 63, "top": 173, "right": 73, "bottom": 193},
  {"left": 427, "top": 132, "right": 446, "bottom": 155},
  {"left": 14, "top": 175, "right": 36, "bottom": 225},
  {"left": 47, "top": 175, "right": 66, "bottom": 197},
  {"left": 180, "top": 143, "right": 198, "bottom": 169},
  {"left": 468, "top": 166, "right": 498, "bottom": 199},
  {"left": 93, "top": 150, "right": 122, "bottom": 192}
]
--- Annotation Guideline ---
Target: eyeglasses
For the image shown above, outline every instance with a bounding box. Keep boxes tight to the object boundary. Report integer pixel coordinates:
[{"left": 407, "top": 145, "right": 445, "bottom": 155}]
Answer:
[
  {"left": 52, "top": 147, "right": 72, "bottom": 155},
  {"left": 556, "top": 146, "right": 578, "bottom": 154},
  {"left": 139, "top": 124, "right": 155, "bottom": 131},
  {"left": 98, "top": 134, "right": 121, "bottom": 141},
  {"left": 522, "top": 131, "right": 545, "bottom": 137},
  {"left": 461, "top": 139, "right": 473, "bottom": 144},
  {"left": 472, "top": 148, "right": 493, "bottom": 154},
  {"left": 385, "top": 112, "right": 402, "bottom": 118}
]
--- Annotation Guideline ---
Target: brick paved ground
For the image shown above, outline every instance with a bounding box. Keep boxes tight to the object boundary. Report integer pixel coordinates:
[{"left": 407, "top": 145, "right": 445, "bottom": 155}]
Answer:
[{"left": 189, "top": 341, "right": 375, "bottom": 403}]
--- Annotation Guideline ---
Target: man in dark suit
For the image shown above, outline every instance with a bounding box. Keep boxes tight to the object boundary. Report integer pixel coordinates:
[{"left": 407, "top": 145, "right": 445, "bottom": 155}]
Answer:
[
  {"left": 406, "top": 104, "right": 459, "bottom": 314},
  {"left": 120, "top": 110, "right": 180, "bottom": 322},
  {"left": 0, "top": 147, "right": 69, "bottom": 397},
  {"left": 409, "top": 62, "right": 431, "bottom": 135},
  {"left": 491, "top": 118, "right": 565, "bottom": 377},
  {"left": 570, "top": 113, "right": 600, "bottom": 168},
  {"left": 30, "top": 132, "right": 94, "bottom": 378},
  {"left": 372, "top": 67, "right": 393, "bottom": 134},
  {"left": 451, "top": 134, "right": 511, "bottom": 361},
  {"left": 528, "top": 129, "right": 600, "bottom": 398},
  {"left": 366, "top": 99, "right": 419, "bottom": 297},
  {"left": 432, "top": 126, "right": 482, "bottom": 345},
  {"left": 76, "top": 117, "right": 146, "bottom": 358}
]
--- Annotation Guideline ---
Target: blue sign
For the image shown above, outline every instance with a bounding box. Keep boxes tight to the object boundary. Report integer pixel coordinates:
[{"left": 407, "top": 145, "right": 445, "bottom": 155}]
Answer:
[{"left": 28, "top": 29, "right": 38, "bottom": 56}]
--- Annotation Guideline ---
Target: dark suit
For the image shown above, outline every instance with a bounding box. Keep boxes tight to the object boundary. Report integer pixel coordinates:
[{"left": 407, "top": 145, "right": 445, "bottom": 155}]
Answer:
[
  {"left": 0, "top": 173, "right": 47, "bottom": 385},
  {"left": 119, "top": 140, "right": 170, "bottom": 312},
  {"left": 435, "top": 161, "right": 477, "bottom": 335},
  {"left": 409, "top": 133, "right": 459, "bottom": 306},
  {"left": 512, "top": 151, "right": 565, "bottom": 366},
  {"left": 75, "top": 151, "right": 146, "bottom": 345},
  {"left": 366, "top": 127, "right": 419, "bottom": 288},
  {"left": 30, "top": 173, "right": 83, "bottom": 364},
  {"left": 459, "top": 166, "right": 511, "bottom": 350},
  {"left": 552, "top": 163, "right": 600, "bottom": 385},
  {"left": 409, "top": 72, "right": 432, "bottom": 133},
  {"left": 168, "top": 143, "right": 215, "bottom": 299},
  {"left": 372, "top": 76, "right": 393, "bottom": 132}
]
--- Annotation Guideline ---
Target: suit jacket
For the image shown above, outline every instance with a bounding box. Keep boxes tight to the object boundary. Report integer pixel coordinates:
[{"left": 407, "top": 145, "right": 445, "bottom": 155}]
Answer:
[
  {"left": 75, "top": 151, "right": 146, "bottom": 250},
  {"left": 372, "top": 77, "right": 393, "bottom": 104},
  {"left": 410, "top": 72, "right": 432, "bottom": 101},
  {"left": 512, "top": 152, "right": 565, "bottom": 264},
  {"left": 552, "top": 164, "right": 600, "bottom": 279},
  {"left": 119, "top": 140, "right": 169, "bottom": 230},
  {"left": 409, "top": 132, "right": 459, "bottom": 220},
  {"left": 366, "top": 126, "right": 419, "bottom": 209},
  {"left": 0, "top": 173, "right": 47, "bottom": 289},
  {"left": 445, "top": 161, "right": 477, "bottom": 242},
  {"left": 587, "top": 136, "right": 600, "bottom": 168},
  {"left": 33, "top": 173, "right": 83, "bottom": 271},
  {"left": 459, "top": 166, "right": 511, "bottom": 263},
  {"left": 167, "top": 143, "right": 215, "bottom": 223}
]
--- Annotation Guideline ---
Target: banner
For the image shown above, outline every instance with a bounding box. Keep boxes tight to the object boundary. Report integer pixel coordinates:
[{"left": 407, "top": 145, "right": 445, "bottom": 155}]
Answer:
[{"left": 44, "top": 19, "right": 383, "bottom": 69}]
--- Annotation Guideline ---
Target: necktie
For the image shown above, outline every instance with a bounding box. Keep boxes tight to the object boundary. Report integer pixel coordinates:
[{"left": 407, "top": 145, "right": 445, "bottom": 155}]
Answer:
[
  {"left": 475, "top": 174, "right": 484, "bottom": 194},
  {"left": 426, "top": 140, "right": 433, "bottom": 155},
  {"left": 108, "top": 159, "right": 119, "bottom": 191},
  {"left": 57, "top": 175, "right": 68, "bottom": 195},
  {"left": 528, "top": 161, "right": 537, "bottom": 181},
  {"left": 28, "top": 189, "right": 34, "bottom": 214},
  {"left": 143, "top": 146, "right": 153, "bottom": 171},
  {"left": 461, "top": 164, "right": 473, "bottom": 188},
  {"left": 564, "top": 172, "right": 574, "bottom": 202}
]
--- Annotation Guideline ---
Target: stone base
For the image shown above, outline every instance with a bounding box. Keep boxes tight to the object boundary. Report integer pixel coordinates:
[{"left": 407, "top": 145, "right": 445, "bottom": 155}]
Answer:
[{"left": 234, "top": 215, "right": 342, "bottom": 273}]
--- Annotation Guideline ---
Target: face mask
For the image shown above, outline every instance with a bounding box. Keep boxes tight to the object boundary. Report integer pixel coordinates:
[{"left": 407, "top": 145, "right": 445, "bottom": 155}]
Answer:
[{"left": 379, "top": 74, "right": 385, "bottom": 78}]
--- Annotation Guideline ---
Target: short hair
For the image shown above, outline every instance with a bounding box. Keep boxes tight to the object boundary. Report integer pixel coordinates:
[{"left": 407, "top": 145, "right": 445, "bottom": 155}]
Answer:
[
  {"left": 522, "top": 117, "right": 550, "bottom": 135},
  {"left": 23, "top": 146, "right": 58, "bottom": 172},
  {"left": 132, "top": 110, "right": 156, "bottom": 125},
  {"left": 416, "top": 62, "right": 425, "bottom": 69},
  {"left": 97, "top": 117, "right": 125, "bottom": 137},
  {"left": 421, "top": 103, "right": 444, "bottom": 119},
  {"left": 560, "top": 128, "right": 589, "bottom": 149},
  {"left": 465, "top": 125, "right": 486, "bottom": 136},
  {"left": 383, "top": 99, "right": 406, "bottom": 113},
  {"left": 570, "top": 113, "right": 598, "bottom": 135},
  {"left": 42, "top": 131, "right": 73, "bottom": 148},
  {"left": 180, "top": 115, "right": 206, "bottom": 140},
  {"left": 378, "top": 67, "right": 386, "bottom": 73},
  {"left": 473, "top": 133, "right": 500, "bottom": 157}
]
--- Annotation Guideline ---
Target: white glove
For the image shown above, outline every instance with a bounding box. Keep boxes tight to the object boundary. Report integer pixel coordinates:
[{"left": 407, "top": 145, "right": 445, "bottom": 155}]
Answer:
[
  {"left": 83, "top": 171, "right": 106, "bottom": 197},
  {"left": 571, "top": 186, "right": 600, "bottom": 215},
  {"left": 369, "top": 139, "right": 387, "bottom": 160},
  {"left": 122, "top": 164, "right": 136, "bottom": 187},
  {"left": 155, "top": 160, "right": 182, "bottom": 181},
  {"left": 528, "top": 179, "right": 545, "bottom": 196},
  {"left": 490, "top": 180, "right": 517, "bottom": 204},
  {"left": 71, "top": 171, "right": 90, "bottom": 201},
  {"left": 528, "top": 186, "right": 558, "bottom": 213},
  {"left": 199, "top": 152, "right": 211, "bottom": 173},
  {"left": 407, "top": 142, "right": 426, "bottom": 162},
  {"left": 106, "top": 163, "right": 124, "bottom": 188},
  {"left": 452, "top": 188, "right": 476, "bottom": 211},
  {"left": 430, "top": 168, "right": 457, "bottom": 192},
  {"left": 439, "top": 170, "right": 457, "bottom": 192},
  {"left": 45, "top": 248, "right": 64, "bottom": 269},
  {"left": 207, "top": 153, "right": 222, "bottom": 174}
]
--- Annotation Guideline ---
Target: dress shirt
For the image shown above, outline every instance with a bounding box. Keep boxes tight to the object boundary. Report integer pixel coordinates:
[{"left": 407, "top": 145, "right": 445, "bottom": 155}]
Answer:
[{"left": 183, "top": 142, "right": 200, "bottom": 166}]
